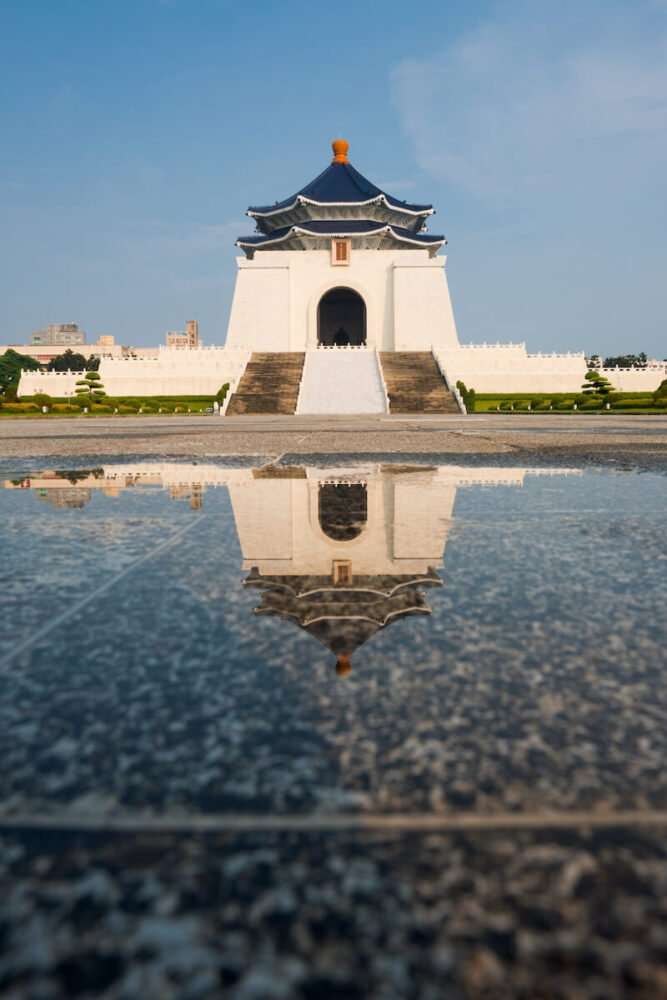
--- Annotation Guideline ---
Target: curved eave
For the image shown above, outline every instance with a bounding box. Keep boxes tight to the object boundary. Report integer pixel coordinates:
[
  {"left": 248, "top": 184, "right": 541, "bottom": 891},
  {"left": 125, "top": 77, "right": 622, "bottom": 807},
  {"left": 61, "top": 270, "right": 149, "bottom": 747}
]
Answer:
[
  {"left": 236, "top": 224, "right": 446, "bottom": 259},
  {"left": 248, "top": 194, "right": 433, "bottom": 220},
  {"left": 245, "top": 576, "right": 442, "bottom": 600},
  {"left": 255, "top": 607, "right": 432, "bottom": 628}
]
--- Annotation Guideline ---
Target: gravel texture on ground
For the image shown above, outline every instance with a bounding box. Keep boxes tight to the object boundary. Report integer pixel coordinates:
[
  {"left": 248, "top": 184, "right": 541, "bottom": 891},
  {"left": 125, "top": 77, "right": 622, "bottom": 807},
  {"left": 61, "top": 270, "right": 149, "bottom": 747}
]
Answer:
[
  {"left": 2, "top": 413, "right": 667, "bottom": 464},
  {"left": 2, "top": 444, "right": 667, "bottom": 998},
  {"left": 2, "top": 827, "right": 667, "bottom": 999}
]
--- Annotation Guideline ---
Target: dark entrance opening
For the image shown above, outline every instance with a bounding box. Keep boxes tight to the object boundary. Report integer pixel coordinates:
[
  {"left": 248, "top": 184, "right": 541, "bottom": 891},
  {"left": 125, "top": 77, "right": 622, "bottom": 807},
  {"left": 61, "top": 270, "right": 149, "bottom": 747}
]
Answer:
[
  {"left": 317, "top": 287, "right": 366, "bottom": 347},
  {"left": 318, "top": 484, "right": 368, "bottom": 541}
]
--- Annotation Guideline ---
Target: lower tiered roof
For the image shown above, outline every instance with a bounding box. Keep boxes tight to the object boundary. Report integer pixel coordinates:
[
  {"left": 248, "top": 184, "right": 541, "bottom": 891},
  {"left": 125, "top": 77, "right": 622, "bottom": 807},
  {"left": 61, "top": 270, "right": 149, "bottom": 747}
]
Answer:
[{"left": 237, "top": 220, "right": 445, "bottom": 258}]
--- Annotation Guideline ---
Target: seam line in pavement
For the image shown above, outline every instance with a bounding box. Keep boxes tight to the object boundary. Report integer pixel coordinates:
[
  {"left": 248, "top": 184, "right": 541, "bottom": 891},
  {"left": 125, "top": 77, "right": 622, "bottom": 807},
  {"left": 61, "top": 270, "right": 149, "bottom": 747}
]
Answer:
[
  {"left": 0, "top": 516, "right": 204, "bottom": 671},
  {"left": 2, "top": 810, "right": 667, "bottom": 834}
]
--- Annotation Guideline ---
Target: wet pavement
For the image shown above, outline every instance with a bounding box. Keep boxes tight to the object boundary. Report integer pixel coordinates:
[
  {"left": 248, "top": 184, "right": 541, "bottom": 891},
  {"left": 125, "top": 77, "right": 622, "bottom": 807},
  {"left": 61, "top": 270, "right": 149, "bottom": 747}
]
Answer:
[{"left": 1, "top": 453, "right": 667, "bottom": 997}]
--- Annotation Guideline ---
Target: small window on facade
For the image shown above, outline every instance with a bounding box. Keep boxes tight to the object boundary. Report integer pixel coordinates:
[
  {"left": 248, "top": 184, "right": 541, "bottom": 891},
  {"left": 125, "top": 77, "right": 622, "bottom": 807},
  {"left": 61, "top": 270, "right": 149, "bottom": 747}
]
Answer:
[
  {"left": 331, "top": 239, "right": 351, "bottom": 266},
  {"left": 332, "top": 559, "right": 353, "bottom": 585}
]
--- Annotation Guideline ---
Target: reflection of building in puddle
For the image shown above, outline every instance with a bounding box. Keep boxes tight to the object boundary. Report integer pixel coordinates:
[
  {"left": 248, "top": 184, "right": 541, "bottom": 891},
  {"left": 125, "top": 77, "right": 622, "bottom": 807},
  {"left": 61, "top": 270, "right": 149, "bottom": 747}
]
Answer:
[
  {"left": 37, "top": 487, "right": 93, "bottom": 510},
  {"left": 4, "top": 462, "right": 580, "bottom": 671},
  {"left": 229, "top": 464, "right": 579, "bottom": 674},
  {"left": 235, "top": 466, "right": 451, "bottom": 675}
]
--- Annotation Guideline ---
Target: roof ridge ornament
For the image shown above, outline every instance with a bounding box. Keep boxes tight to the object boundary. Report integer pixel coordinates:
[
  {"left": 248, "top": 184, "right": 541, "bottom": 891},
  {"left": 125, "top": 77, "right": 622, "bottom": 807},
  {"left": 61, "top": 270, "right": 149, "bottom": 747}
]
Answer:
[{"left": 331, "top": 138, "right": 349, "bottom": 164}]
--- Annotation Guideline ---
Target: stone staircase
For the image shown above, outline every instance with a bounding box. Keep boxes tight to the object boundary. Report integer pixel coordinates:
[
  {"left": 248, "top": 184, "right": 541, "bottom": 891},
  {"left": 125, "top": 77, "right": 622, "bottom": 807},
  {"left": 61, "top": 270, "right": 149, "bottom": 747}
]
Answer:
[
  {"left": 226, "top": 353, "right": 305, "bottom": 415},
  {"left": 379, "top": 352, "right": 460, "bottom": 414}
]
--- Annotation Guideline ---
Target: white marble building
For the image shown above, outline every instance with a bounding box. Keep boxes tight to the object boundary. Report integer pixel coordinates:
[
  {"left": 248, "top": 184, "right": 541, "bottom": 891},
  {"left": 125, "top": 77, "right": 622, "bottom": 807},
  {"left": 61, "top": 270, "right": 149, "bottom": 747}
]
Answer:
[{"left": 17, "top": 139, "right": 667, "bottom": 404}]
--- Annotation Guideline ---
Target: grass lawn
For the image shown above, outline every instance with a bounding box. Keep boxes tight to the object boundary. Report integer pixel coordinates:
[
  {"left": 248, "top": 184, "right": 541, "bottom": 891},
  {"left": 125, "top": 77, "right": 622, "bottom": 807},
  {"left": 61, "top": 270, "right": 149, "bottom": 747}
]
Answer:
[{"left": 473, "top": 393, "right": 667, "bottom": 414}]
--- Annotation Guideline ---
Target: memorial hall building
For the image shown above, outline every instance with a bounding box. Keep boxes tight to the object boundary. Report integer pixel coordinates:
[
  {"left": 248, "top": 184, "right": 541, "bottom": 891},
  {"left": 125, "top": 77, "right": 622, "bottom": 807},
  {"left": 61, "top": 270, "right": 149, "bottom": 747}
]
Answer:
[{"left": 18, "top": 139, "right": 667, "bottom": 406}]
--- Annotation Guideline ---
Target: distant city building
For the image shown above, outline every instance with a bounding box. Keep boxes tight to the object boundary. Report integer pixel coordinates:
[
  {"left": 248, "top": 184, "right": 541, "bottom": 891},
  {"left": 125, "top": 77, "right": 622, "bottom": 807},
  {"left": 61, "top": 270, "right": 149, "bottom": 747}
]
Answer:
[
  {"left": 166, "top": 319, "right": 199, "bottom": 349},
  {"left": 31, "top": 323, "right": 86, "bottom": 347}
]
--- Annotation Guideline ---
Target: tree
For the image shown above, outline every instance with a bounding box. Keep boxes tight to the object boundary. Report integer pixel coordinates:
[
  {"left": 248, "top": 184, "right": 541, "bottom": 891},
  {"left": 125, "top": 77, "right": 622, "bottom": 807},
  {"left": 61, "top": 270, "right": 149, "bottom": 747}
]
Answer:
[
  {"left": 215, "top": 382, "right": 230, "bottom": 404},
  {"left": 653, "top": 378, "right": 667, "bottom": 403},
  {"left": 581, "top": 370, "right": 614, "bottom": 396},
  {"left": 0, "top": 349, "right": 40, "bottom": 400},
  {"left": 75, "top": 371, "right": 106, "bottom": 402},
  {"left": 603, "top": 353, "right": 647, "bottom": 368},
  {"left": 456, "top": 380, "right": 476, "bottom": 412},
  {"left": 47, "top": 349, "right": 85, "bottom": 372}
]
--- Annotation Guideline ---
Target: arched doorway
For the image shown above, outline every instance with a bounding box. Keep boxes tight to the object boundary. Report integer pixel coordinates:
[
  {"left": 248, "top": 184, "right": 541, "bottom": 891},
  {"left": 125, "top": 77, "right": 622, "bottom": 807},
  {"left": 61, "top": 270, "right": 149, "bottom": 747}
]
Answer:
[
  {"left": 318, "top": 483, "right": 368, "bottom": 541},
  {"left": 317, "top": 287, "right": 366, "bottom": 347}
]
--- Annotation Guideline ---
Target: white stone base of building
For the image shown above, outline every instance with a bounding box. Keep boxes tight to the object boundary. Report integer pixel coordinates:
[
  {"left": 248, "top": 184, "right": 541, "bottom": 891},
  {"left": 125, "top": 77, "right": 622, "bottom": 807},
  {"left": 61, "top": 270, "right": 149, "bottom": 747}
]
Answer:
[{"left": 17, "top": 343, "right": 667, "bottom": 401}]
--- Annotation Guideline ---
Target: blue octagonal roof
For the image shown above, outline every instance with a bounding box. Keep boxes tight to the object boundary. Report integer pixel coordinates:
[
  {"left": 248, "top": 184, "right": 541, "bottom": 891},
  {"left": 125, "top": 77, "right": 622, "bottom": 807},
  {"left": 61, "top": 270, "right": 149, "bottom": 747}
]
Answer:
[{"left": 248, "top": 160, "right": 433, "bottom": 219}]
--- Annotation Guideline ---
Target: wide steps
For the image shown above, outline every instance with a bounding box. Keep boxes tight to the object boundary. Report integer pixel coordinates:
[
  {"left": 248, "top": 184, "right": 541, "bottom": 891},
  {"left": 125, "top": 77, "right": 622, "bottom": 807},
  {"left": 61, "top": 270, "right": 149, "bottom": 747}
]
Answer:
[
  {"left": 379, "top": 352, "right": 460, "bottom": 414},
  {"left": 226, "top": 353, "right": 305, "bottom": 416}
]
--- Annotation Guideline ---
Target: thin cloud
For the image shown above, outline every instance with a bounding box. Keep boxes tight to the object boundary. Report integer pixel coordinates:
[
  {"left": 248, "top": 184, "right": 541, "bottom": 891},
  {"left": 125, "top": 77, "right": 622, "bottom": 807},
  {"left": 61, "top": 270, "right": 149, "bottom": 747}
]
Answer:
[{"left": 391, "top": 14, "right": 667, "bottom": 202}]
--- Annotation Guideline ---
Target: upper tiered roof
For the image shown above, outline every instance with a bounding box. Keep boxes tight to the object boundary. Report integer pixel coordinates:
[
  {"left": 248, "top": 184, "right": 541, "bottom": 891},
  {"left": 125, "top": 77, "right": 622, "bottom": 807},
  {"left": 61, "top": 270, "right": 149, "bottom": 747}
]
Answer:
[{"left": 237, "top": 139, "right": 445, "bottom": 258}]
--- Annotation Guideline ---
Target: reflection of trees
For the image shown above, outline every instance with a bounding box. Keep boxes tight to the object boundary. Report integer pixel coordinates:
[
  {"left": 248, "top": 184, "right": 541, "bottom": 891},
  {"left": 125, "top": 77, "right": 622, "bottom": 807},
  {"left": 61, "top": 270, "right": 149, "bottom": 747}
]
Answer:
[{"left": 55, "top": 469, "right": 105, "bottom": 484}]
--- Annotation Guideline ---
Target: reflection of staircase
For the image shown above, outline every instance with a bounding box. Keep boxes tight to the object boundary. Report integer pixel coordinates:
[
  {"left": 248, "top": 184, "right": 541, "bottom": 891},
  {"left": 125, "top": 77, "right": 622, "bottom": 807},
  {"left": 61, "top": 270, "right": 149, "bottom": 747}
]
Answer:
[
  {"left": 226, "top": 353, "right": 305, "bottom": 415},
  {"left": 379, "top": 352, "right": 460, "bottom": 414}
]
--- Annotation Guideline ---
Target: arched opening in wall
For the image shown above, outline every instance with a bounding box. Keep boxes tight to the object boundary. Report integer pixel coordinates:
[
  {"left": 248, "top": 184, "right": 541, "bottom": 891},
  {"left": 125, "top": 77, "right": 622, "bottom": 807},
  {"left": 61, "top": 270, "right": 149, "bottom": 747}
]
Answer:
[
  {"left": 318, "top": 483, "right": 368, "bottom": 541},
  {"left": 317, "top": 287, "right": 366, "bottom": 347}
]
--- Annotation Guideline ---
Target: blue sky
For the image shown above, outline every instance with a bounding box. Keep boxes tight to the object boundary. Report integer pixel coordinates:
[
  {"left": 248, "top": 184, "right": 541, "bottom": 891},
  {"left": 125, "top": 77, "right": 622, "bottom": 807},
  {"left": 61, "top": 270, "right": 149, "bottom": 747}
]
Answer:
[{"left": 1, "top": 0, "right": 666, "bottom": 355}]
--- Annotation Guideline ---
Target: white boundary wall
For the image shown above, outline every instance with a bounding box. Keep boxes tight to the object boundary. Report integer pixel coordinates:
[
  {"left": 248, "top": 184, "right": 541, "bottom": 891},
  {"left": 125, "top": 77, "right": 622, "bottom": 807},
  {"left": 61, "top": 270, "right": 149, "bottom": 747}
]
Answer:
[
  {"left": 436, "top": 344, "right": 667, "bottom": 394},
  {"left": 18, "top": 347, "right": 251, "bottom": 398}
]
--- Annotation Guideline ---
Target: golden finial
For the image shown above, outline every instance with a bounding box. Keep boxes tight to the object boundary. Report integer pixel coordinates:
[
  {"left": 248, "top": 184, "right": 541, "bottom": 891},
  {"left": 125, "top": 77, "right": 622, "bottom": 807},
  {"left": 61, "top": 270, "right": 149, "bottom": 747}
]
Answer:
[
  {"left": 331, "top": 138, "right": 349, "bottom": 164},
  {"left": 335, "top": 654, "right": 352, "bottom": 677}
]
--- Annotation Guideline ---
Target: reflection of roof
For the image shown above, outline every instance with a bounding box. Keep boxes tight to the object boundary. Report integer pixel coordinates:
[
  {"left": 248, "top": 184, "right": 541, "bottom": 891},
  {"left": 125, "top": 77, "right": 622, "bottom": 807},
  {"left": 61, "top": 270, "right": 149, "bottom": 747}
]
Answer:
[
  {"left": 245, "top": 570, "right": 442, "bottom": 658},
  {"left": 248, "top": 161, "right": 432, "bottom": 220},
  {"left": 237, "top": 220, "right": 444, "bottom": 256},
  {"left": 245, "top": 568, "right": 442, "bottom": 599}
]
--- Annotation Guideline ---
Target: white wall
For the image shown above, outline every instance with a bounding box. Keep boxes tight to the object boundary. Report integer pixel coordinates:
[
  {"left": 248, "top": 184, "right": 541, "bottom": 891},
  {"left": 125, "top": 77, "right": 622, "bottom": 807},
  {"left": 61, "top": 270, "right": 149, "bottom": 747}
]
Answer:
[
  {"left": 393, "top": 258, "right": 459, "bottom": 352},
  {"left": 225, "top": 248, "right": 460, "bottom": 352},
  {"left": 436, "top": 344, "right": 667, "bottom": 394},
  {"left": 18, "top": 347, "right": 250, "bottom": 398}
]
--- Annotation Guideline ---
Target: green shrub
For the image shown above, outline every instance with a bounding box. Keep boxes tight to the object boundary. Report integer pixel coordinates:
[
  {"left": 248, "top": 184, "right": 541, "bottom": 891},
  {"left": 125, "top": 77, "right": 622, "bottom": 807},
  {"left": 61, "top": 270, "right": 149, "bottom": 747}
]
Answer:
[
  {"left": 118, "top": 405, "right": 137, "bottom": 414},
  {"left": 32, "top": 393, "right": 52, "bottom": 408},
  {"left": 91, "top": 404, "right": 112, "bottom": 413},
  {"left": 581, "top": 398, "right": 604, "bottom": 410},
  {"left": 455, "top": 380, "right": 477, "bottom": 413},
  {"left": 1, "top": 402, "right": 39, "bottom": 413},
  {"left": 653, "top": 378, "right": 667, "bottom": 401},
  {"left": 615, "top": 398, "right": 657, "bottom": 410}
]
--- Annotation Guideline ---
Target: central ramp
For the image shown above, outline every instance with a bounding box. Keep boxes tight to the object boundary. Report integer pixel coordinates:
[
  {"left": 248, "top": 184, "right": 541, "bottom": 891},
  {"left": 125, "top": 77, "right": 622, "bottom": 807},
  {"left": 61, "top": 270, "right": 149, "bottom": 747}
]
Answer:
[{"left": 296, "top": 350, "right": 387, "bottom": 415}]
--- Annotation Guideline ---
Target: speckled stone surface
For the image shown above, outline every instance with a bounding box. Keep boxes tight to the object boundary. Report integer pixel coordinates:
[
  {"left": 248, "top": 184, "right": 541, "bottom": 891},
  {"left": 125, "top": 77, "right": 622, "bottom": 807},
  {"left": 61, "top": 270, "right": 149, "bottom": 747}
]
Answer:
[
  {"left": 2, "top": 828, "right": 667, "bottom": 999},
  {"left": 1, "top": 453, "right": 667, "bottom": 997}
]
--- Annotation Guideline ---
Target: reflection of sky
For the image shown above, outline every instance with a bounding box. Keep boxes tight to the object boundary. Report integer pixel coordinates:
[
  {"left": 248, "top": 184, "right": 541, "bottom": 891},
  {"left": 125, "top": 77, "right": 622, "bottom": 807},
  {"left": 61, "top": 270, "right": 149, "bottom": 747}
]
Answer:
[
  {"left": 3, "top": 461, "right": 666, "bottom": 667},
  {"left": 2, "top": 461, "right": 667, "bottom": 817}
]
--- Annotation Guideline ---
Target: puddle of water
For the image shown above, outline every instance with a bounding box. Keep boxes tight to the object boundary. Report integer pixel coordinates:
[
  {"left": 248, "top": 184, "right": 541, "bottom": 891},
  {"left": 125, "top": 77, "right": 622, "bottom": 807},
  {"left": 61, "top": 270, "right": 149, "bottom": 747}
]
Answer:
[{"left": 1, "top": 459, "right": 666, "bottom": 819}]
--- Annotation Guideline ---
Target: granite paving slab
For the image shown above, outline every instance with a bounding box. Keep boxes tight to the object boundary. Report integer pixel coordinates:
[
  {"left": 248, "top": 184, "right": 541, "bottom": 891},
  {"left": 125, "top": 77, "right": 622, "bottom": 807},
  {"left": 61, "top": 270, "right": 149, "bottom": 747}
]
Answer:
[
  {"left": 1, "top": 458, "right": 666, "bottom": 821},
  {"left": 2, "top": 827, "right": 667, "bottom": 999}
]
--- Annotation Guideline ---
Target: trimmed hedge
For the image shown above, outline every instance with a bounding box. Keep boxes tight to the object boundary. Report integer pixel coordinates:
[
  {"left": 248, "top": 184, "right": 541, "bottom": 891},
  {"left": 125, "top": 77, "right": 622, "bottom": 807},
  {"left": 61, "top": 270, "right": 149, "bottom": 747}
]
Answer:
[{"left": 0, "top": 402, "right": 39, "bottom": 413}]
